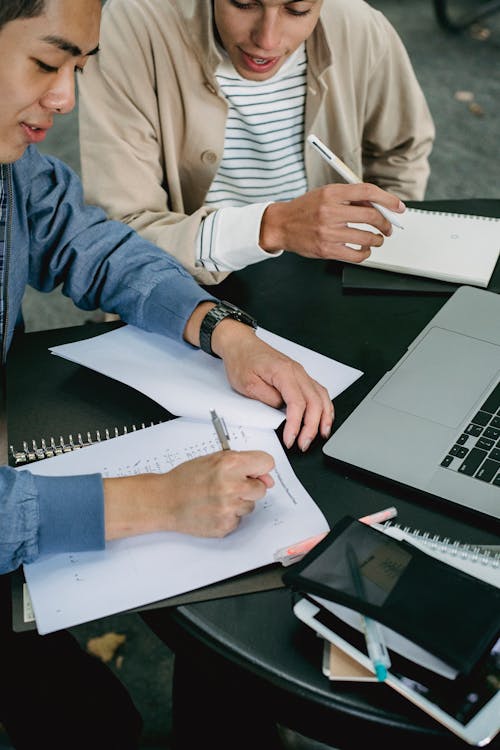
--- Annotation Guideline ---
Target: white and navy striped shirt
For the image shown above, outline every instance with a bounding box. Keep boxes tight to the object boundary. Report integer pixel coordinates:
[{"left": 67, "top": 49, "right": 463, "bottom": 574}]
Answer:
[{"left": 196, "top": 45, "right": 308, "bottom": 272}]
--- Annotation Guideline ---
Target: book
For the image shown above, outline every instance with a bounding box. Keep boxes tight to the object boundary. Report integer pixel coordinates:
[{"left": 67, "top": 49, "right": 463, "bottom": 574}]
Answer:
[
  {"left": 347, "top": 208, "right": 500, "bottom": 287},
  {"left": 322, "top": 639, "right": 375, "bottom": 682}
]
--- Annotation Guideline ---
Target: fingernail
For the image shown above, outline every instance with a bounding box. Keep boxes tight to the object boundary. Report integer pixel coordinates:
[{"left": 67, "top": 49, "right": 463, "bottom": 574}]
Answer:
[
  {"left": 398, "top": 200, "right": 406, "bottom": 211},
  {"left": 322, "top": 423, "right": 332, "bottom": 439},
  {"left": 284, "top": 434, "right": 296, "bottom": 449},
  {"left": 301, "top": 439, "right": 311, "bottom": 453}
]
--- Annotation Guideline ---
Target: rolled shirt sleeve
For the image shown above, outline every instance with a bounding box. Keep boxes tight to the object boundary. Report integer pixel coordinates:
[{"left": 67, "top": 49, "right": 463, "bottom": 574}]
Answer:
[
  {"left": 35, "top": 474, "right": 105, "bottom": 557},
  {"left": 0, "top": 467, "right": 105, "bottom": 574},
  {"left": 195, "top": 203, "right": 283, "bottom": 273}
]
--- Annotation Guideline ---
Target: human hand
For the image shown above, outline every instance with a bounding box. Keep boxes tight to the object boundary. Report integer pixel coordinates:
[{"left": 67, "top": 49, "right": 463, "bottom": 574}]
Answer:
[
  {"left": 104, "top": 449, "right": 275, "bottom": 540},
  {"left": 211, "top": 324, "right": 334, "bottom": 451},
  {"left": 259, "top": 183, "right": 406, "bottom": 262}
]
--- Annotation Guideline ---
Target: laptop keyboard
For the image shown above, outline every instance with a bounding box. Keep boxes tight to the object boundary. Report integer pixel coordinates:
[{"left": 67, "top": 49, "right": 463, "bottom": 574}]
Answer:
[{"left": 441, "top": 381, "right": 500, "bottom": 487}]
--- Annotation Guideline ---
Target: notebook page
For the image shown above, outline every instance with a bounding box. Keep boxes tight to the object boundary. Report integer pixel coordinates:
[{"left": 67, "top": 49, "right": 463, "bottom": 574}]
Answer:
[
  {"left": 23, "top": 419, "right": 328, "bottom": 634},
  {"left": 348, "top": 208, "right": 500, "bottom": 286}
]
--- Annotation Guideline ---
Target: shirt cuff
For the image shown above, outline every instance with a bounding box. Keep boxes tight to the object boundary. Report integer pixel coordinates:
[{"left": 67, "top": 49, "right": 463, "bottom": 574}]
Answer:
[
  {"left": 35, "top": 473, "right": 105, "bottom": 556},
  {"left": 196, "top": 203, "right": 284, "bottom": 272}
]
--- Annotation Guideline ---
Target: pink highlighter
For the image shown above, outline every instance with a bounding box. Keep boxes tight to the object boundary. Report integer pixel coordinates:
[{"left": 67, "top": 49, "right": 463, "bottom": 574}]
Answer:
[{"left": 273, "top": 506, "right": 398, "bottom": 566}]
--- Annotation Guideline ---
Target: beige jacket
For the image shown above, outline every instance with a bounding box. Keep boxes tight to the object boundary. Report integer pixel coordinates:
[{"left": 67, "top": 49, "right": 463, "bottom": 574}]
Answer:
[{"left": 79, "top": 0, "right": 435, "bottom": 285}]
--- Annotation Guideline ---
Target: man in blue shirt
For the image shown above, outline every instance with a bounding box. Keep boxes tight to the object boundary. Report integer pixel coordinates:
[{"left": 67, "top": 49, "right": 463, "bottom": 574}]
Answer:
[{"left": 0, "top": 1, "right": 333, "bottom": 747}]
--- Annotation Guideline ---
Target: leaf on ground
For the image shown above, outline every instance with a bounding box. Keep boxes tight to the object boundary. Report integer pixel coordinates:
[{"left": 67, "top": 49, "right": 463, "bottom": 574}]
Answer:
[
  {"left": 470, "top": 24, "right": 491, "bottom": 40},
  {"left": 454, "top": 90, "right": 474, "bottom": 102},
  {"left": 468, "top": 102, "right": 485, "bottom": 117},
  {"left": 87, "top": 632, "right": 126, "bottom": 663}
]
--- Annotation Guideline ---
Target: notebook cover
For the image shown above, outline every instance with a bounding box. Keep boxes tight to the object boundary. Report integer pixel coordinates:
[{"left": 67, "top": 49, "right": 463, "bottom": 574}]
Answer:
[
  {"left": 11, "top": 565, "right": 285, "bottom": 632},
  {"left": 341, "top": 256, "right": 500, "bottom": 294}
]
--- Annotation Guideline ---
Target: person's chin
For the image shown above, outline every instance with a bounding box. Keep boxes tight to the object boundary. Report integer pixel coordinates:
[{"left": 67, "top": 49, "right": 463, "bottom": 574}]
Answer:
[{"left": 0, "top": 140, "right": 29, "bottom": 163}]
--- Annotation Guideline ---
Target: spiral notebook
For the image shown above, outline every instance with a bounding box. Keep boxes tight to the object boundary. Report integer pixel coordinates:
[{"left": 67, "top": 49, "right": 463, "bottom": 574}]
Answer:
[
  {"left": 346, "top": 208, "right": 500, "bottom": 287},
  {"left": 379, "top": 520, "right": 500, "bottom": 589}
]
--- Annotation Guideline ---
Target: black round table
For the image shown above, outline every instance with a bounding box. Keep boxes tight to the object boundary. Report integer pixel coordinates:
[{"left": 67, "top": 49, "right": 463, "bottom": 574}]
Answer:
[{"left": 143, "top": 200, "right": 500, "bottom": 750}]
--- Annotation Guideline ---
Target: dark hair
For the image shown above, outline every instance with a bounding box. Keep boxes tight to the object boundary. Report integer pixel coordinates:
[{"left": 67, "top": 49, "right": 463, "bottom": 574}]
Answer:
[{"left": 0, "top": 1, "right": 46, "bottom": 30}]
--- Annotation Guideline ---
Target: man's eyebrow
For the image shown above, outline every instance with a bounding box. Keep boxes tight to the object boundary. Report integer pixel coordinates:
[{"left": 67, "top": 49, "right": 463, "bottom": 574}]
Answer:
[{"left": 40, "top": 35, "right": 100, "bottom": 58}]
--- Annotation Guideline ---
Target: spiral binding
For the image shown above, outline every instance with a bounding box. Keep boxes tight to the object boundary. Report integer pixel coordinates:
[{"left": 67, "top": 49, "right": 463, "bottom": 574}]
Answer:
[
  {"left": 408, "top": 207, "right": 498, "bottom": 221},
  {"left": 10, "top": 421, "right": 163, "bottom": 465},
  {"left": 383, "top": 521, "right": 500, "bottom": 570}
]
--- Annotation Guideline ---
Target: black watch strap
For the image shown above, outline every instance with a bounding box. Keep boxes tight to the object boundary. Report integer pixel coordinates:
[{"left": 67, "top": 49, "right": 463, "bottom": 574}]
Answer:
[{"left": 199, "top": 301, "right": 257, "bottom": 357}]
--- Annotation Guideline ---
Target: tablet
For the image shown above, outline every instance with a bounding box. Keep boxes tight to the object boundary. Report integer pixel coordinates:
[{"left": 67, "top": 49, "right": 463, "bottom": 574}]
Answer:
[{"left": 294, "top": 597, "right": 500, "bottom": 746}]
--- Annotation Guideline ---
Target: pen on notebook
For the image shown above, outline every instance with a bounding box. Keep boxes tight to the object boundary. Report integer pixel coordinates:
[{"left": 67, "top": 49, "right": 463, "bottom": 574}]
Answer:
[
  {"left": 210, "top": 409, "right": 230, "bottom": 451},
  {"left": 346, "top": 543, "right": 391, "bottom": 682},
  {"left": 307, "top": 134, "right": 405, "bottom": 230},
  {"left": 273, "top": 506, "right": 397, "bottom": 566}
]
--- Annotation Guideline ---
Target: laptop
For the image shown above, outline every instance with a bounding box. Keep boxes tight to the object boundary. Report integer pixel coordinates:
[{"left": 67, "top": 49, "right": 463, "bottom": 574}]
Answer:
[{"left": 323, "top": 285, "right": 500, "bottom": 520}]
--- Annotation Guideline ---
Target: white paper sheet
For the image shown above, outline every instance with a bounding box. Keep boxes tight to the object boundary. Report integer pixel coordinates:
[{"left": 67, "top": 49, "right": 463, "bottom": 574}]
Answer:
[
  {"left": 23, "top": 419, "right": 329, "bottom": 634},
  {"left": 50, "top": 326, "right": 362, "bottom": 429}
]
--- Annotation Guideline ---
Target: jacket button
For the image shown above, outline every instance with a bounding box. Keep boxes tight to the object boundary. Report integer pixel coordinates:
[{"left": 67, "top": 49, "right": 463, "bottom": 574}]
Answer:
[{"left": 201, "top": 150, "right": 218, "bottom": 165}]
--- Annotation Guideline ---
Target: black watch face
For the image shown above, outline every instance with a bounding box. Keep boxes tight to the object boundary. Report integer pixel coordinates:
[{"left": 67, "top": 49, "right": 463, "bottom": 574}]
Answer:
[
  {"left": 221, "top": 301, "right": 256, "bottom": 327},
  {"left": 222, "top": 301, "right": 239, "bottom": 314}
]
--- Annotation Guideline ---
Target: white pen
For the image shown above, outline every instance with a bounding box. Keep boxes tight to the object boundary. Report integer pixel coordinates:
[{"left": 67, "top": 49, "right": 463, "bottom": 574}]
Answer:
[
  {"left": 307, "top": 134, "right": 405, "bottom": 230},
  {"left": 210, "top": 409, "right": 230, "bottom": 451}
]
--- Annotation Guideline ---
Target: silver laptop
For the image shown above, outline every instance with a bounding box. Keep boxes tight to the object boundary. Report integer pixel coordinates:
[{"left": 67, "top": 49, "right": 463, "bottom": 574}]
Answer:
[{"left": 323, "top": 286, "right": 500, "bottom": 520}]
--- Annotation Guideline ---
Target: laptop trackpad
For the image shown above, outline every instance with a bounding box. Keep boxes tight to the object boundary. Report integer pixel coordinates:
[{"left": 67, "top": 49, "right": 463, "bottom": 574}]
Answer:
[{"left": 373, "top": 327, "right": 500, "bottom": 428}]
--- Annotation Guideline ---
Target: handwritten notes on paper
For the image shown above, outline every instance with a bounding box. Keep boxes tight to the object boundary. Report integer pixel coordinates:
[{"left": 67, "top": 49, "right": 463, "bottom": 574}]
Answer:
[{"left": 23, "top": 418, "right": 329, "bottom": 634}]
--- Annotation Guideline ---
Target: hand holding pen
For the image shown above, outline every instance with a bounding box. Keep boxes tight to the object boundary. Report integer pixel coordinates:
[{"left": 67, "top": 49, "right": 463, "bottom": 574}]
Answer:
[
  {"left": 210, "top": 409, "right": 275, "bottom": 491},
  {"left": 307, "top": 135, "right": 406, "bottom": 230},
  {"left": 210, "top": 409, "right": 231, "bottom": 451},
  {"left": 258, "top": 134, "right": 405, "bottom": 266}
]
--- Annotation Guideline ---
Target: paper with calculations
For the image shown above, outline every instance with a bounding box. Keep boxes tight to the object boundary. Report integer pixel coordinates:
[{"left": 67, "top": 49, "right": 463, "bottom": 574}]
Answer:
[{"left": 23, "top": 418, "right": 329, "bottom": 634}]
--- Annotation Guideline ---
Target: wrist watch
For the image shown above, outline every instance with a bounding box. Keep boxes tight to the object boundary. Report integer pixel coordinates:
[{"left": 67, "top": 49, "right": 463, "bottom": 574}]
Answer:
[{"left": 199, "top": 300, "right": 257, "bottom": 357}]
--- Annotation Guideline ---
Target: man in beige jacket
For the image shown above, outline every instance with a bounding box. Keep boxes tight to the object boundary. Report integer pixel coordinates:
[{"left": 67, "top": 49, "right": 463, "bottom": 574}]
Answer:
[{"left": 79, "top": 0, "right": 434, "bottom": 285}]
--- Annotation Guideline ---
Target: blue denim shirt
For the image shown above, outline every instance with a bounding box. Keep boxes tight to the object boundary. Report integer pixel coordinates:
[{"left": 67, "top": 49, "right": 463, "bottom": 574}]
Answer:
[{"left": 0, "top": 146, "right": 214, "bottom": 573}]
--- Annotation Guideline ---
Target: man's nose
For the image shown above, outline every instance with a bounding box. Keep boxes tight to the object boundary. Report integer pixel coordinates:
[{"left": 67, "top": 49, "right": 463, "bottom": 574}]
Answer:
[
  {"left": 40, "top": 68, "right": 76, "bottom": 115},
  {"left": 251, "top": 12, "right": 282, "bottom": 51}
]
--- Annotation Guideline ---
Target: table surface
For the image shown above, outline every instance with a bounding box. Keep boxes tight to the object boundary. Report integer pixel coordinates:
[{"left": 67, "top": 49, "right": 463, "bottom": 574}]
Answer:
[
  {"left": 9, "top": 199, "right": 500, "bottom": 749},
  {"left": 144, "top": 199, "right": 500, "bottom": 749}
]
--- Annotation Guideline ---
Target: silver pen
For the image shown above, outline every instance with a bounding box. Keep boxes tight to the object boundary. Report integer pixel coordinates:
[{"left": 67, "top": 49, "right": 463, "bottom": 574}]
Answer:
[{"left": 210, "top": 409, "right": 230, "bottom": 451}]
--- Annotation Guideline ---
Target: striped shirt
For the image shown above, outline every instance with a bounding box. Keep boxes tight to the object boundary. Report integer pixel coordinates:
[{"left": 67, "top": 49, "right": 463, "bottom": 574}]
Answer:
[{"left": 196, "top": 45, "right": 307, "bottom": 272}]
